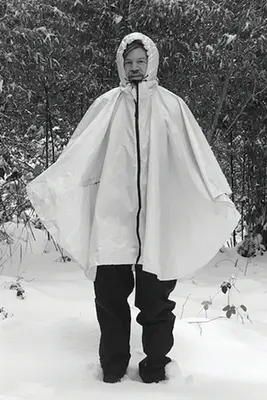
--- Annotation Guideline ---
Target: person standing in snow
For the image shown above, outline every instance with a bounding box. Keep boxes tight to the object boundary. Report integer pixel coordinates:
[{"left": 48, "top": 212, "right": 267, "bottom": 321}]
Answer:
[
  {"left": 27, "top": 33, "right": 240, "bottom": 384},
  {"left": 92, "top": 39, "right": 179, "bottom": 384}
]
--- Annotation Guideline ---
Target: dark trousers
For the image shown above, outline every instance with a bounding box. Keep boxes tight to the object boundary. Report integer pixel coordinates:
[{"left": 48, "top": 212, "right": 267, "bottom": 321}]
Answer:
[{"left": 94, "top": 265, "right": 177, "bottom": 377}]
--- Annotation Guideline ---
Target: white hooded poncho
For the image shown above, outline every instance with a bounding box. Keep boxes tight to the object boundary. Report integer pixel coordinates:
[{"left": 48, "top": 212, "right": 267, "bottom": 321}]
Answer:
[{"left": 27, "top": 33, "right": 240, "bottom": 281}]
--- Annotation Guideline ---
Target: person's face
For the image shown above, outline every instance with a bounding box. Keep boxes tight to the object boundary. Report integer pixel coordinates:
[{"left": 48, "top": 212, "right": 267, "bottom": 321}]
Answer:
[{"left": 124, "top": 47, "right": 148, "bottom": 82}]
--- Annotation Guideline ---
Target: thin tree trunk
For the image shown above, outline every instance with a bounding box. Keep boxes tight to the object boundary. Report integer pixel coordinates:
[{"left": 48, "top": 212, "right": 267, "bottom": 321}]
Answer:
[
  {"left": 45, "top": 120, "right": 49, "bottom": 169},
  {"left": 80, "top": 47, "right": 85, "bottom": 119},
  {"left": 209, "top": 4, "right": 254, "bottom": 145},
  {"left": 47, "top": 110, "right": 55, "bottom": 163},
  {"left": 80, "top": 93, "right": 84, "bottom": 120},
  {"left": 230, "top": 129, "right": 236, "bottom": 246},
  {"left": 209, "top": 61, "right": 234, "bottom": 144},
  {"left": 251, "top": 144, "right": 255, "bottom": 229},
  {"left": 247, "top": 143, "right": 254, "bottom": 231},
  {"left": 241, "top": 141, "right": 246, "bottom": 240},
  {"left": 44, "top": 81, "right": 55, "bottom": 164},
  {"left": 43, "top": 79, "right": 53, "bottom": 242}
]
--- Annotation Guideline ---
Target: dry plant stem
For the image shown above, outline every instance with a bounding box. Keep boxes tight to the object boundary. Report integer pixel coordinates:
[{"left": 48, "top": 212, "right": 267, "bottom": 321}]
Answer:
[
  {"left": 49, "top": 235, "right": 69, "bottom": 263},
  {"left": 188, "top": 316, "right": 227, "bottom": 336},
  {"left": 25, "top": 210, "right": 36, "bottom": 243},
  {"left": 18, "top": 244, "right": 23, "bottom": 268},
  {"left": 236, "top": 309, "right": 253, "bottom": 325},
  {"left": 237, "top": 309, "right": 244, "bottom": 324},
  {"left": 189, "top": 316, "right": 227, "bottom": 325},
  {"left": 27, "top": 220, "right": 36, "bottom": 242},
  {"left": 228, "top": 288, "right": 231, "bottom": 306},
  {"left": 215, "top": 258, "right": 243, "bottom": 272},
  {"left": 50, "top": 235, "right": 60, "bottom": 252},
  {"left": 55, "top": 250, "right": 68, "bottom": 263},
  {"left": 196, "top": 323, "right": 203, "bottom": 336},
  {"left": 244, "top": 258, "right": 250, "bottom": 276},
  {"left": 180, "top": 293, "right": 191, "bottom": 319},
  {"left": 0, "top": 242, "right": 11, "bottom": 265},
  {"left": 232, "top": 284, "right": 240, "bottom": 293},
  {"left": 0, "top": 240, "right": 25, "bottom": 269},
  {"left": 214, "top": 259, "right": 236, "bottom": 268},
  {"left": 24, "top": 230, "right": 33, "bottom": 255}
]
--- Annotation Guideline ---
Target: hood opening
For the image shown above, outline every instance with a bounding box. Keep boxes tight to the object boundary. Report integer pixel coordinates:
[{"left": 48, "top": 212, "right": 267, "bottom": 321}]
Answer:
[{"left": 116, "top": 32, "right": 159, "bottom": 86}]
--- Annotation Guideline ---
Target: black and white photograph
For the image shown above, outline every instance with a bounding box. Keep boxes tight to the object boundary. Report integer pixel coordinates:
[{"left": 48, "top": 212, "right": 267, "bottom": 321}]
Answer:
[{"left": 0, "top": 0, "right": 266, "bottom": 398}]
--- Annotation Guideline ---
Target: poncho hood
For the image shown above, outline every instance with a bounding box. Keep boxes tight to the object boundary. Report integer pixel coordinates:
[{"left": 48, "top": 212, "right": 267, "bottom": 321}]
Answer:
[{"left": 116, "top": 32, "right": 159, "bottom": 86}]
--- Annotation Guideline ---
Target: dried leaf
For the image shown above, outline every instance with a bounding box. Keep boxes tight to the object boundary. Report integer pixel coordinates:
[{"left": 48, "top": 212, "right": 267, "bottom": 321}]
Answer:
[{"left": 221, "top": 284, "right": 228, "bottom": 294}]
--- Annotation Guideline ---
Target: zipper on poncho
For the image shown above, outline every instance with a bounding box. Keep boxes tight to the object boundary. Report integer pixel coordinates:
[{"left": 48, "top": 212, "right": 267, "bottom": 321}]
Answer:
[{"left": 134, "top": 82, "right": 142, "bottom": 265}]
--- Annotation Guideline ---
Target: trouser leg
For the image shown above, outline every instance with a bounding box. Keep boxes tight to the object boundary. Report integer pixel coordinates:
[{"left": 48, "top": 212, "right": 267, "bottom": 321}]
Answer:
[
  {"left": 94, "top": 265, "right": 134, "bottom": 378},
  {"left": 135, "top": 266, "right": 177, "bottom": 383}
]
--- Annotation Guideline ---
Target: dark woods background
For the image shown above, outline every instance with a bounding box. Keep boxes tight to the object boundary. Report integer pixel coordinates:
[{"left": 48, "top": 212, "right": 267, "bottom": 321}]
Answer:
[{"left": 0, "top": 0, "right": 267, "bottom": 247}]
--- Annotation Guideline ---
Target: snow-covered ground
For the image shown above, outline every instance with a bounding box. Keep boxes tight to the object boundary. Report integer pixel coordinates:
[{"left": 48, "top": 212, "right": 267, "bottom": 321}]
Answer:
[{"left": 1, "top": 224, "right": 267, "bottom": 399}]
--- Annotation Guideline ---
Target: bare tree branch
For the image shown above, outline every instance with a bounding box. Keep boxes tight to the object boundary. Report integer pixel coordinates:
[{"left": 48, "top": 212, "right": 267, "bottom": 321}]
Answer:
[
  {"left": 223, "top": 84, "right": 267, "bottom": 139},
  {"left": 180, "top": 293, "right": 192, "bottom": 320}
]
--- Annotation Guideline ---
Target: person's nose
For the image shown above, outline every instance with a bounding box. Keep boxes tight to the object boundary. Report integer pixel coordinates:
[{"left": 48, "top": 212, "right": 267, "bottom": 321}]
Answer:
[{"left": 131, "top": 61, "right": 139, "bottom": 71}]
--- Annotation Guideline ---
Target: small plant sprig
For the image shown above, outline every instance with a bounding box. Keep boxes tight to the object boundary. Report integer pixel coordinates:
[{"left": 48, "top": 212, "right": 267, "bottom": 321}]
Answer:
[
  {"left": 220, "top": 277, "right": 251, "bottom": 323},
  {"left": 201, "top": 299, "right": 212, "bottom": 318},
  {"left": 220, "top": 281, "right": 232, "bottom": 294},
  {"left": 221, "top": 275, "right": 240, "bottom": 304},
  {"left": 222, "top": 304, "right": 251, "bottom": 323},
  {"left": 55, "top": 255, "right": 72, "bottom": 263},
  {"left": 196, "top": 275, "right": 251, "bottom": 323},
  {"left": 9, "top": 279, "right": 26, "bottom": 299},
  {"left": 55, "top": 243, "right": 72, "bottom": 263},
  {"left": 0, "top": 306, "right": 8, "bottom": 320}
]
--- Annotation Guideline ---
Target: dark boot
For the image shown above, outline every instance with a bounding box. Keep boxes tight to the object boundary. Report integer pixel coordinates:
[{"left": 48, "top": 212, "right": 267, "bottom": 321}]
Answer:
[
  {"left": 135, "top": 267, "right": 177, "bottom": 383},
  {"left": 94, "top": 265, "right": 134, "bottom": 382},
  {"left": 139, "top": 356, "right": 171, "bottom": 383},
  {"left": 103, "top": 372, "right": 124, "bottom": 384}
]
